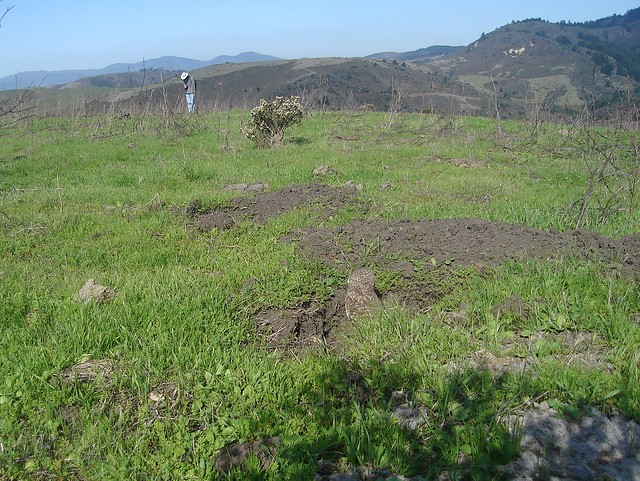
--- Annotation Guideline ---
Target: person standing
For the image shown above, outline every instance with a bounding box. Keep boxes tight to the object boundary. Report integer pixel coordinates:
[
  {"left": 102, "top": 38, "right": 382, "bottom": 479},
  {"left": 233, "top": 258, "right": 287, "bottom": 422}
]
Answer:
[{"left": 180, "top": 72, "right": 196, "bottom": 113}]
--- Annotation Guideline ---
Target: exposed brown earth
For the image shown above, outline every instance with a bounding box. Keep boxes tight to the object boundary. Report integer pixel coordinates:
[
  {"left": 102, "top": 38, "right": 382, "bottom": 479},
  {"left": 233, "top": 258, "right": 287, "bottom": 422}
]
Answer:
[
  {"left": 184, "top": 183, "right": 640, "bottom": 479},
  {"left": 186, "top": 183, "right": 639, "bottom": 350}
]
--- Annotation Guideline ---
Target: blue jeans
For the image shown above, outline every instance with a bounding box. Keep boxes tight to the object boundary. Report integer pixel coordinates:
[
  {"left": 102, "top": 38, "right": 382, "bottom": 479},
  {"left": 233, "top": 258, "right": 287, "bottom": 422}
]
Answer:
[{"left": 185, "top": 93, "right": 195, "bottom": 113}]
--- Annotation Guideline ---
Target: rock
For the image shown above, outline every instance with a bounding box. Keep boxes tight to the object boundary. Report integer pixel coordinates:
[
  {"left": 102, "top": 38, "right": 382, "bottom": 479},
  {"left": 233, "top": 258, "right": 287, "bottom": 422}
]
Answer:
[
  {"left": 345, "top": 268, "right": 381, "bottom": 320},
  {"left": 344, "top": 180, "right": 363, "bottom": 191},
  {"left": 223, "top": 183, "right": 270, "bottom": 193},
  {"left": 223, "top": 183, "right": 249, "bottom": 192},
  {"left": 501, "top": 402, "right": 640, "bottom": 481},
  {"left": 246, "top": 183, "right": 269, "bottom": 192},
  {"left": 75, "top": 279, "right": 116, "bottom": 304},
  {"left": 313, "top": 165, "right": 337, "bottom": 176}
]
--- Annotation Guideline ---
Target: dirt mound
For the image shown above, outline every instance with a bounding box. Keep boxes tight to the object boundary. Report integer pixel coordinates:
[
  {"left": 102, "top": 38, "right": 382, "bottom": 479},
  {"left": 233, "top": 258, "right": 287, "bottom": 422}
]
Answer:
[
  {"left": 252, "top": 216, "right": 640, "bottom": 354},
  {"left": 187, "top": 185, "right": 639, "bottom": 351},
  {"left": 189, "top": 183, "right": 363, "bottom": 230},
  {"left": 293, "top": 218, "right": 640, "bottom": 278},
  {"left": 187, "top": 186, "right": 639, "bottom": 280},
  {"left": 264, "top": 217, "right": 638, "bottom": 351},
  {"left": 184, "top": 184, "right": 640, "bottom": 479},
  {"left": 75, "top": 278, "right": 117, "bottom": 304}
]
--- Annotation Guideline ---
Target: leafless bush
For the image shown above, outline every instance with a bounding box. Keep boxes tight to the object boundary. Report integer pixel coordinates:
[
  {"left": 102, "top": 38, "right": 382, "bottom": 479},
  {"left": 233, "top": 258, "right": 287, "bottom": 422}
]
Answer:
[
  {"left": 567, "top": 54, "right": 640, "bottom": 228},
  {"left": 524, "top": 81, "right": 553, "bottom": 139},
  {"left": 488, "top": 70, "right": 504, "bottom": 137},
  {"left": 296, "top": 75, "right": 329, "bottom": 114},
  {"left": 570, "top": 124, "right": 640, "bottom": 228},
  {"left": 385, "top": 78, "right": 404, "bottom": 129},
  {"left": 343, "top": 88, "right": 362, "bottom": 113},
  {"left": 414, "top": 111, "right": 462, "bottom": 141},
  {"left": 0, "top": 87, "right": 37, "bottom": 131},
  {"left": 0, "top": 3, "right": 38, "bottom": 131}
]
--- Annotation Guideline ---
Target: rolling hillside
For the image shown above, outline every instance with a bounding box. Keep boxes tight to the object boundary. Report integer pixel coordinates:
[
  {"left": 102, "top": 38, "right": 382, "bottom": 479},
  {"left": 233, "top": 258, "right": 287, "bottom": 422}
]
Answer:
[
  {"left": 7, "top": 8, "right": 640, "bottom": 120},
  {"left": 439, "top": 9, "right": 640, "bottom": 117},
  {"left": 0, "top": 52, "right": 279, "bottom": 90},
  {"left": 86, "top": 57, "right": 484, "bottom": 116}
]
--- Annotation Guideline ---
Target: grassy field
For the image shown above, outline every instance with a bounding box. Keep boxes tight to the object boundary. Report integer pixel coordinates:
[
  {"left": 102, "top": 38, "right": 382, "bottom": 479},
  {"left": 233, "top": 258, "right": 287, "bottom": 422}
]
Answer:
[{"left": 1, "top": 110, "right": 639, "bottom": 480}]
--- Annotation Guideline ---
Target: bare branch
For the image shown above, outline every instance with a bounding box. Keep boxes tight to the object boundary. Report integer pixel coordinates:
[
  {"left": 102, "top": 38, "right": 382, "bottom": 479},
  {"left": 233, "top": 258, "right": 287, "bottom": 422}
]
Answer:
[{"left": 0, "top": 3, "right": 14, "bottom": 28}]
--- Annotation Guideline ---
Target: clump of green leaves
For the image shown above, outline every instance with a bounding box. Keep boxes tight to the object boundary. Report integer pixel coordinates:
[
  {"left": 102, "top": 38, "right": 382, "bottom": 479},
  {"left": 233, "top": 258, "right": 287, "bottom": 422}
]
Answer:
[{"left": 242, "top": 96, "right": 303, "bottom": 147}]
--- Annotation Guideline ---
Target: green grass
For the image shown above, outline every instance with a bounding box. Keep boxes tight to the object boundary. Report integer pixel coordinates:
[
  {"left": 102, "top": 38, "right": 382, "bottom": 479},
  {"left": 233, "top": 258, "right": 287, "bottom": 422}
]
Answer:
[{"left": 1, "top": 110, "right": 639, "bottom": 480}]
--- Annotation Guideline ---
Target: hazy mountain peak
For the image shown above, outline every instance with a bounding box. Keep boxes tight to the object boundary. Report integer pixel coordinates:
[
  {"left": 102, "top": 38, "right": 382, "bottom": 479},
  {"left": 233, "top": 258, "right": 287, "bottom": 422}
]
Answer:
[{"left": 0, "top": 52, "right": 280, "bottom": 90}]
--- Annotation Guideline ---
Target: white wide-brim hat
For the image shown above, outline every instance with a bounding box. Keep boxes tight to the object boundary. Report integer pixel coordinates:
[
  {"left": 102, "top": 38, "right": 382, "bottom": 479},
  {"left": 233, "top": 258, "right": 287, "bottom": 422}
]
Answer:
[{"left": 180, "top": 72, "right": 189, "bottom": 80}]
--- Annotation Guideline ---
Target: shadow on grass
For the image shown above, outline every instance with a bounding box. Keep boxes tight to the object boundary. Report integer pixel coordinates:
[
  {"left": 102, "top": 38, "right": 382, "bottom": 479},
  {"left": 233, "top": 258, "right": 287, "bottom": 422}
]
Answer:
[
  {"left": 288, "top": 136, "right": 312, "bottom": 145},
  {"left": 218, "top": 359, "right": 523, "bottom": 480}
]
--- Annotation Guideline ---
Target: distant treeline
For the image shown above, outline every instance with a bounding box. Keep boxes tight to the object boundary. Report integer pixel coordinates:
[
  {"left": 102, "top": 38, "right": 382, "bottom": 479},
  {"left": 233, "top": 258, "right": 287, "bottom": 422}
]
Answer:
[{"left": 575, "top": 32, "right": 640, "bottom": 81}]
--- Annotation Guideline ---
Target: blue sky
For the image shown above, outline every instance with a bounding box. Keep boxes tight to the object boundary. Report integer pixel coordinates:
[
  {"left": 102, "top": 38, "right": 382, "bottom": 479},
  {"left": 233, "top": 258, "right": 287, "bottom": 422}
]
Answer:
[{"left": 0, "top": 1, "right": 638, "bottom": 78}]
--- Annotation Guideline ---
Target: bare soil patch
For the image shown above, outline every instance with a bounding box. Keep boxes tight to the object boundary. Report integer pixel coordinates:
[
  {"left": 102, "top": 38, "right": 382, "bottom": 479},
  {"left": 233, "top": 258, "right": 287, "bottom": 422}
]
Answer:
[
  {"left": 185, "top": 184, "right": 640, "bottom": 479},
  {"left": 188, "top": 183, "right": 364, "bottom": 230},
  {"left": 292, "top": 218, "right": 640, "bottom": 278},
  {"left": 278, "top": 217, "right": 639, "bottom": 352},
  {"left": 214, "top": 436, "right": 282, "bottom": 475},
  {"left": 186, "top": 185, "right": 640, "bottom": 352}
]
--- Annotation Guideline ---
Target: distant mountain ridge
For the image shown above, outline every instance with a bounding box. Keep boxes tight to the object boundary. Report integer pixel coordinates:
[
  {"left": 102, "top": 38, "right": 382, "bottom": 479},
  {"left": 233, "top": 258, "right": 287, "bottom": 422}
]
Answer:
[
  {"left": 0, "top": 52, "right": 280, "bottom": 89},
  {"left": 4, "top": 7, "right": 639, "bottom": 120},
  {"left": 139, "top": 6, "right": 637, "bottom": 119},
  {"left": 367, "top": 45, "right": 462, "bottom": 62}
]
